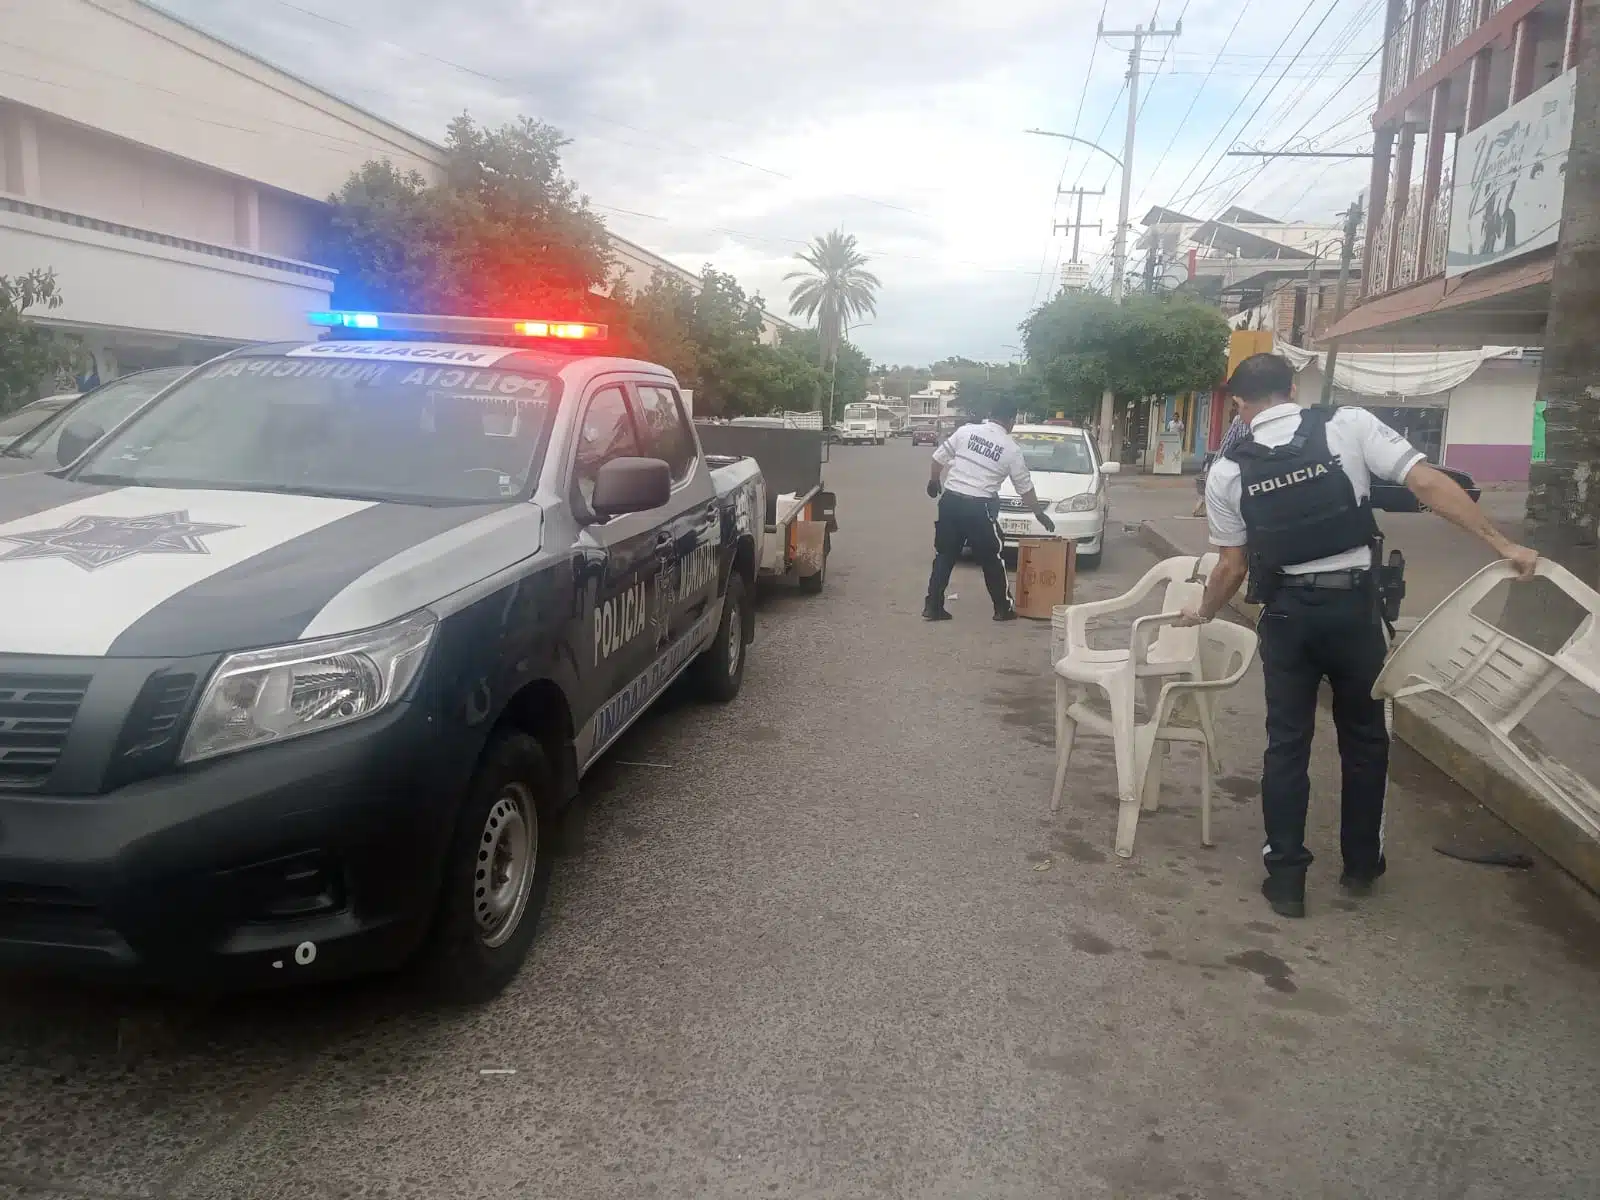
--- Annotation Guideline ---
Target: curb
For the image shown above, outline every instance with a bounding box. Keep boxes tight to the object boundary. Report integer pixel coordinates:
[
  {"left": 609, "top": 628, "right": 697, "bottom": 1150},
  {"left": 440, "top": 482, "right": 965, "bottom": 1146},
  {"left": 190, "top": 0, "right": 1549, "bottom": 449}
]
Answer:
[{"left": 1135, "top": 520, "right": 1600, "bottom": 896}]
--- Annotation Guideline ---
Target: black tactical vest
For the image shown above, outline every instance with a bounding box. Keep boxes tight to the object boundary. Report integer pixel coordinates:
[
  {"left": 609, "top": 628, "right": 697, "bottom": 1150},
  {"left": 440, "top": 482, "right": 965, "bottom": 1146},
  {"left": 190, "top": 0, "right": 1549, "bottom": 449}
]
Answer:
[{"left": 1225, "top": 407, "right": 1377, "bottom": 572}]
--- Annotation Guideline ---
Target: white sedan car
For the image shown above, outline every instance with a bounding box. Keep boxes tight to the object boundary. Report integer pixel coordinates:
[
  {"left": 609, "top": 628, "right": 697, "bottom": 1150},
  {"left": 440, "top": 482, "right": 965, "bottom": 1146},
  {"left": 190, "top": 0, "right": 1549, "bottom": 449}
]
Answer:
[{"left": 995, "top": 423, "right": 1119, "bottom": 567}]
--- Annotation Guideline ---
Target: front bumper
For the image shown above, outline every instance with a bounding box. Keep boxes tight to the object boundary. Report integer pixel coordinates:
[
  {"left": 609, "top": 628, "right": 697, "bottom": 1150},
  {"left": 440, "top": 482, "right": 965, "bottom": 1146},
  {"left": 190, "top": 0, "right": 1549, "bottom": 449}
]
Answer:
[
  {"left": 997, "top": 507, "right": 1106, "bottom": 551},
  {"left": 0, "top": 698, "right": 463, "bottom": 989}
]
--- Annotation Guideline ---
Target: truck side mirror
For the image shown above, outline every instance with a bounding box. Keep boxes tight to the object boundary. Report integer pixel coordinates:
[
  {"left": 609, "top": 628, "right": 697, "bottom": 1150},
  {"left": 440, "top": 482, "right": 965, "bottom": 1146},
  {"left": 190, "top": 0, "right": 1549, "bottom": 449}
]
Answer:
[
  {"left": 56, "top": 420, "right": 105, "bottom": 468},
  {"left": 591, "top": 456, "right": 672, "bottom": 520}
]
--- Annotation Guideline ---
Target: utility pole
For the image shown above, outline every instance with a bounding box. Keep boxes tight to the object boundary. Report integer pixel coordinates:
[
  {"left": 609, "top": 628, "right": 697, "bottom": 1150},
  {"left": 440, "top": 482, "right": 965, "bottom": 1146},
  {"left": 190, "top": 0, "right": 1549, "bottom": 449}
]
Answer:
[
  {"left": 1055, "top": 186, "right": 1104, "bottom": 264},
  {"left": 1093, "top": 18, "right": 1180, "bottom": 460},
  {"left": 1526, "top": 0, "right": 1599, "bottom": 587},
  {"left": 1318, "top": 199, "right": 1364, "bottom": 409}
]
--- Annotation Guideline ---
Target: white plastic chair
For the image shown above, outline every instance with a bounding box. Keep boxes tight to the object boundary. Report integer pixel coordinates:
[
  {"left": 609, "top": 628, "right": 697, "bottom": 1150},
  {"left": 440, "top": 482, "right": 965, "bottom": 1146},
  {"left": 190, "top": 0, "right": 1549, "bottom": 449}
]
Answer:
[
  {"left": 1374, "top": 559, "right": 1600, "bottom": 841},
  {"left": 1046, "top": 559, "right": 1206, "bottom": 852},
  {"left": 1052, "top": 617, "right": 1257, "bottom": 856},
  {"left": 1049, "top": 556, "right": 1201, "bottom": 668},
  {"left": 1049, "top": 555, "right": 1221, "bottom": 762}
]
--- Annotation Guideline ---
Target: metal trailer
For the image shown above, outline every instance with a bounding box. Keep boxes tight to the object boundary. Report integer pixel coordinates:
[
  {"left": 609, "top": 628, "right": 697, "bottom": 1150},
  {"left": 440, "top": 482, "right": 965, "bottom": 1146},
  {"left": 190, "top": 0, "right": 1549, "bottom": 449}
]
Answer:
[{"left": 696, "top": 422, "right": 838, "bottom": 593}]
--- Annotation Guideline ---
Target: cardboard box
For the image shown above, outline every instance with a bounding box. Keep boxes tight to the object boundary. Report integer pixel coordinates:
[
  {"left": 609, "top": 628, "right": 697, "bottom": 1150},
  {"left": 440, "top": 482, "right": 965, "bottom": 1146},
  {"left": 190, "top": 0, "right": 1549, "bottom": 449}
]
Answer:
[{"left": 1015, "top": 538, "right": 1076, "bottom": 619}]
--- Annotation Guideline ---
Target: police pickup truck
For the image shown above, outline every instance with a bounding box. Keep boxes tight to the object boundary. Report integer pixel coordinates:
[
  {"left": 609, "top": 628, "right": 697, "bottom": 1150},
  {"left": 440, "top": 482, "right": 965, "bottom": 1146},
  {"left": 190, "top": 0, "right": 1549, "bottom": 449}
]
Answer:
[{"left": 0, "top": 312, "right": 766, "bottom": 1000}]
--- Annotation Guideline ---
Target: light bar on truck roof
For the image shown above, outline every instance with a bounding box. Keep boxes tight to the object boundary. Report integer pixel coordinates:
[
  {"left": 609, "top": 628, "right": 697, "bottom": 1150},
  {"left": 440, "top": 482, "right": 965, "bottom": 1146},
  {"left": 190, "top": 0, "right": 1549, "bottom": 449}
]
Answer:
[{"left": 307, "top": 311, "right": 608, "bottom": 340}]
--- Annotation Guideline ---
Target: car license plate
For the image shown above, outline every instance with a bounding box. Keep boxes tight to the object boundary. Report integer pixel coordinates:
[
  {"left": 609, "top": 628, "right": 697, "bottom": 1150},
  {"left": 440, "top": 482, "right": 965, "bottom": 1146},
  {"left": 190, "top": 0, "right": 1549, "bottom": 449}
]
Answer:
[{"left": 1001, "top": 518, "right": 1032, "bottom": 534}]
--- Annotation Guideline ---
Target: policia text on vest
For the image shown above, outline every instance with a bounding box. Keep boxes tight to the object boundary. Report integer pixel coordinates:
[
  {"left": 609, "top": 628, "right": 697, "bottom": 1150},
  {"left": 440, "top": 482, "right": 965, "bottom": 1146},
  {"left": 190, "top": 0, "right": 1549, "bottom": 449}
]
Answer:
[{"left": 1178, "top": 353, "right": 1538, "bottom": 921}]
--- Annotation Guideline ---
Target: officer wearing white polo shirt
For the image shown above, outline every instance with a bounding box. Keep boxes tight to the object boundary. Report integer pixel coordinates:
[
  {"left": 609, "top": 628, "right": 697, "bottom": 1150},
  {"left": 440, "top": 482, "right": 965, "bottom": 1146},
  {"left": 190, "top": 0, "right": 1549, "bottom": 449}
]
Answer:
[
  {"left": 1180, "top": 354, "right": 1537, "bottom": 919},
  {"left": 924, "top": 401, "right": 1055, "bottom": 622}
]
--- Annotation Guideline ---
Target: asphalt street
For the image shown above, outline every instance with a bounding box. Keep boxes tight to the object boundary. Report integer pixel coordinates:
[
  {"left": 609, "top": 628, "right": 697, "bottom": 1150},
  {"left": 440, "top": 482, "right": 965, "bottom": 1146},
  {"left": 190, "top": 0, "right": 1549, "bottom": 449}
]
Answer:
[{"left": 2, "top": 444, "right": 1598, "bottom": 1199}]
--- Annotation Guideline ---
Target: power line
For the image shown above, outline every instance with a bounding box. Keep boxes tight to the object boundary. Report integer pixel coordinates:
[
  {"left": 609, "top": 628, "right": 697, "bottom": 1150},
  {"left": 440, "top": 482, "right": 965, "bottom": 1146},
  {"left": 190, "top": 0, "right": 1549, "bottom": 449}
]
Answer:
[
  {"left": 1128, "top": 0, "right": 1255, "bottom": 220},
  {"left": 1163, "top": 0, "right": 1346, "bottom": 217},
  {"left": 1028, "top": 1, "right": 1109, "bottom": 313},
  {"left": 1204, "top": 42, "right": 1382, "bottom": 217},
  {"left": 258, "top": 0, "right": 926, "bottom": 219}
]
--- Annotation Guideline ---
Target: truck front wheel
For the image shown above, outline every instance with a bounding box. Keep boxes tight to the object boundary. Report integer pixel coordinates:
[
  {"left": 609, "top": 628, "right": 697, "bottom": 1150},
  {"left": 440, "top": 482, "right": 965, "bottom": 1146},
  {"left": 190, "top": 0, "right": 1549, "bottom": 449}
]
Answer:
[
  {"left": 418, "top": 732, "right": 556, "bottom": 1002},
  {"left": 691, "top": 571, "right": 749, "bottom": 702}
]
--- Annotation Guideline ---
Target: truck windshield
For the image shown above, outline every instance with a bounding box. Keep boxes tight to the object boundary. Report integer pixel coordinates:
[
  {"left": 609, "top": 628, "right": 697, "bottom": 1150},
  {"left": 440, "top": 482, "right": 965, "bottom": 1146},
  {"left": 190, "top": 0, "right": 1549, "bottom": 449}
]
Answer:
[
  {"left": 72, "top": 356, "right": 559, "bottom": 504},
  {"left": 1016, "top": 432, "right": 1094, "bottom": 475}
]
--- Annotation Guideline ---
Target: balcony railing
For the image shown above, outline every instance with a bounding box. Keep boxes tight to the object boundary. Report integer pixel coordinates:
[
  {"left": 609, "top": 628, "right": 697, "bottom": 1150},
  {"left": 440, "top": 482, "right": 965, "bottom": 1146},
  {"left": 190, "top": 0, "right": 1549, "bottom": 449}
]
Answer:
[
  {"left": 1423, "top": 168, "right": 1453, "bottom": 279},
  {"left": 1362, "top": 179, "right": 1451, "bottom": 297},
  {"left": 1382, "top": 15, "right": 1416, "bottom": 103},
  {"left": 1381, "top": 0, "right": 1501, "bottom": 106}
]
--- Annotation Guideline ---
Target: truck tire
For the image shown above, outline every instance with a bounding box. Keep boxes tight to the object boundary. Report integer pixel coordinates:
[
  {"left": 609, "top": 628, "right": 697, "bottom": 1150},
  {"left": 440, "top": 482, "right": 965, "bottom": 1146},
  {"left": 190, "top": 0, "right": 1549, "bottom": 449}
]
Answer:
[
  {"left": 691, "top": 571, "right": 749, "bottom": 702},
  {"left": 418, "top": 732, "right": 555, "bottom": 1002},
  {"left": 798, "top": 531, "right": 830, "bottom": 594}
]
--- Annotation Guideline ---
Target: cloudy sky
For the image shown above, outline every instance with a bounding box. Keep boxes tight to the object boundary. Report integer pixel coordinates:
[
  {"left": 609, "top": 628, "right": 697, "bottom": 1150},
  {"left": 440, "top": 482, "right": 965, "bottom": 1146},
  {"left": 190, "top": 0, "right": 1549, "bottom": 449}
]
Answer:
[{"left": 159, "top": 0, "right": 1383, "bottom": 367}]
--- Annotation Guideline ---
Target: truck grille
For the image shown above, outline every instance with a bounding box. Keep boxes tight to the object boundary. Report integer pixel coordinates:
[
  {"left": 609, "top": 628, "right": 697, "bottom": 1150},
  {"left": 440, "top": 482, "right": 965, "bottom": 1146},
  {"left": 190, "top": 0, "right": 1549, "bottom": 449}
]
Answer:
[{"left": 0, "top": 673, "right": 91, "bottom": 790}]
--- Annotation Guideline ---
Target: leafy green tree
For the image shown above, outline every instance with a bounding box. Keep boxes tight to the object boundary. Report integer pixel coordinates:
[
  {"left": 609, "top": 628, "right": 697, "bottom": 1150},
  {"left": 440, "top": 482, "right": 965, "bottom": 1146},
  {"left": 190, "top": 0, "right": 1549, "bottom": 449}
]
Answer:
[
  {"left": 1022, "top": 291, "right": 1227, "bottom": 418},
  {"left": 632, "top": 267, "right": 826, "bottom": 418},
  {"left": 875, "top": 364, "right": 932, "bottom": 400},
  {"left": 319, "top": 115, "right": 617, "bottom": 321},
  {"left": 781, "top": 327, "right": 869, "bottom": 422},
  {"left": 786, "top": 230, "right": 880, "bottom": 368},
  {"left": 0, "top": 270, "right": 80, "bottom": 414}
]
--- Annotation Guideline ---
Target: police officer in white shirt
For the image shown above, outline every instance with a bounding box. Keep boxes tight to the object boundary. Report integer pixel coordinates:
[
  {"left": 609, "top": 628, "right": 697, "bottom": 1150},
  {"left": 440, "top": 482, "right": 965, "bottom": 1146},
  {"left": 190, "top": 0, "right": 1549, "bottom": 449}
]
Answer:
[
  {"left": 1180, "top": 354, "right": 1537, "bottom": 919},
  {"left": 924, "top": 401, "right": 1056, "bottom": 622}
]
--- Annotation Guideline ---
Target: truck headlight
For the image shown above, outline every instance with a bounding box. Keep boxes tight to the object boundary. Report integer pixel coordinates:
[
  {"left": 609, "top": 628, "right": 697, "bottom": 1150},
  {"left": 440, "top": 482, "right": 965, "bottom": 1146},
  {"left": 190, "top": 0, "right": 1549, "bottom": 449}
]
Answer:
[
  {"left": 1055, "top": 494, "right": 1099, "bottom": 513},
  {"left": 180, "top": 611, "right": 436, "bottom": 764}
]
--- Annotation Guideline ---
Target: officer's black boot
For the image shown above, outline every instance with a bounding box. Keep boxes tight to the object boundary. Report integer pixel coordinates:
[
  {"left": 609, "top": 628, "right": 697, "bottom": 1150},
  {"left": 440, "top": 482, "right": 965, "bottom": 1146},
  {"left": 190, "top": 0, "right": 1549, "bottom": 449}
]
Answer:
[
  {"left": 1260, "top": 868, "right": 1307, "bottom": 919},
  {"left": 1339, "top": 856, "right": 1387, "bottom": 896},
  {"left": 922, "top": 600, "right": 953, "bottom": 621}
]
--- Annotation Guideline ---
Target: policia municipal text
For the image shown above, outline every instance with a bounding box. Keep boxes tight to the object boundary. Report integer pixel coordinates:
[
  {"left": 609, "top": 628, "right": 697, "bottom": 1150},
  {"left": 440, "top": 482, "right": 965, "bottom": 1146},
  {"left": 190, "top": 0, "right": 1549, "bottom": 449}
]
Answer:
[
  {"left": 1179, "top": 355, "right": 1537, "bottom": 919},
  {"left": 923, "top": 402, "right": 1056, "bottom": 622}
]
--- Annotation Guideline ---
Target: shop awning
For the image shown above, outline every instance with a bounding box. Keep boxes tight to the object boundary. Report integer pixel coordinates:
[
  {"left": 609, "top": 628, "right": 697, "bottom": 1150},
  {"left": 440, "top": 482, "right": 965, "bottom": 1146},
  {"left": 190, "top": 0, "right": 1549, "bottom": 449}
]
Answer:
[
  {"left": 1275, "top": 343, "right": 1526, "bottom": 397},
  {"left": 1320, "top": 251, "right": 1553, "bottom": 346}
]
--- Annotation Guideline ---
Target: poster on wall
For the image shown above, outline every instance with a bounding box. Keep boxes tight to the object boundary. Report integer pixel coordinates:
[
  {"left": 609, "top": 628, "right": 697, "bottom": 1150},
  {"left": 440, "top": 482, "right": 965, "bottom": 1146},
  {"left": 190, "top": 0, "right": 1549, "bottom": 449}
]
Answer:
[
  {"left": 1531, "top": 399, "right": 1546, "bottom": 463},
  {"left": 1447, "top": 70, "right": 1575, "bottom": 277}
]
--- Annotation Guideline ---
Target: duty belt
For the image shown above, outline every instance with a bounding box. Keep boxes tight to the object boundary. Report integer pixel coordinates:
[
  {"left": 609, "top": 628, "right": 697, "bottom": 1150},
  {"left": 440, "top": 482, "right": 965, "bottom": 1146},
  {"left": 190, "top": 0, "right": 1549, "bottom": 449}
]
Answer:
[{"left": 1275, "top": 569, "right": 1371, "bottom": 591}]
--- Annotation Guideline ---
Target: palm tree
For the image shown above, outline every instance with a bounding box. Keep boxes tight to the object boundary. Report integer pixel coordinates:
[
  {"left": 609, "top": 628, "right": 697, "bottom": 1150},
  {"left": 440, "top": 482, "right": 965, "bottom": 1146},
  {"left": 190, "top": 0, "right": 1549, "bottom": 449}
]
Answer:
[{"left": 785, "top": 230, "right": 881, "bottom": 369}]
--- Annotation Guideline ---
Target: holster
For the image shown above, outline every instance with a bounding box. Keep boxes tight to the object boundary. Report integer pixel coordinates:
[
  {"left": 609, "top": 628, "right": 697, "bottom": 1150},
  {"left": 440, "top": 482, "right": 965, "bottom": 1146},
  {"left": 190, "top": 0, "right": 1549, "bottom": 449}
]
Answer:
[
  {"left": 1372, "top": 536, "right": 1406, "bottom": 638},
  {"left": 1244, "top": 554, "right": 1280, "bottom": 607}
]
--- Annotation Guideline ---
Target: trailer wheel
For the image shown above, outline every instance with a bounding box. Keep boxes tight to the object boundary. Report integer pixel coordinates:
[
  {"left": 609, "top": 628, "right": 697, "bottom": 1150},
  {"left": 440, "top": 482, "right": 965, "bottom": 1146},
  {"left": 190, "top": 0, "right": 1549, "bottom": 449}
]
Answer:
[{"left": 799, "top": 532, "right": 829, "bottom": 594}]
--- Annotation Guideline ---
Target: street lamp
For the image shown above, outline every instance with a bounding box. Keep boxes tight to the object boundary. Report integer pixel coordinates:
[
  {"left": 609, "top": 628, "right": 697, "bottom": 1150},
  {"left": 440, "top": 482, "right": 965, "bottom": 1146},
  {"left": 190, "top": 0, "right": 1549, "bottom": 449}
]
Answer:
[
  {"left": 1025, "top": 127, "right": 1129, "bottom": 460},
  {"left": 1023, "top": 128, "right": 1124, "bottom": 172},
  {"left": 830, "top": 321, "right": 874, "bottom": 425}
]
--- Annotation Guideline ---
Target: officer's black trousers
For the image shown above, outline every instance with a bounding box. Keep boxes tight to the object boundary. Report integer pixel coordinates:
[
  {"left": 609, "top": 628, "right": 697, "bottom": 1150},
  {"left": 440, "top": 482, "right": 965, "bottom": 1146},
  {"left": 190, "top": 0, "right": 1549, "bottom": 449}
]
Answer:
[
  {"left": 926, "top": 490, "right": 1010, "bottom": 613},
  {"left": 1257, "top": 584, "right": 1389, "bottom": 875}
]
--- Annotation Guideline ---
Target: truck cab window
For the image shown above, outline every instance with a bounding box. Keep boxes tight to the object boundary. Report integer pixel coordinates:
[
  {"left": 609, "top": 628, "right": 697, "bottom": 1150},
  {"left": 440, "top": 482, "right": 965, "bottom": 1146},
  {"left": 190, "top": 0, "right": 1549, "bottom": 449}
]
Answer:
[
  {"left": 573, "top": 386, "right": 642, "bottom": 509},
  {"left": 635, "top": 385, "right": 696, "bottom": 483}
]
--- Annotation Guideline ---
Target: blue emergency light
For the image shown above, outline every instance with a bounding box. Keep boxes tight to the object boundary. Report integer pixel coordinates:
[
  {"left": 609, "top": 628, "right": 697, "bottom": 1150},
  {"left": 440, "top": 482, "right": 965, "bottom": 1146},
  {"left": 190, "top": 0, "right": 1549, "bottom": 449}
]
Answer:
[
  {"left": 309, "top": 310, "right": 380, "bottom": 329},
  {"left": 307, "top": 311, "right": 607, "bottom": 340}
]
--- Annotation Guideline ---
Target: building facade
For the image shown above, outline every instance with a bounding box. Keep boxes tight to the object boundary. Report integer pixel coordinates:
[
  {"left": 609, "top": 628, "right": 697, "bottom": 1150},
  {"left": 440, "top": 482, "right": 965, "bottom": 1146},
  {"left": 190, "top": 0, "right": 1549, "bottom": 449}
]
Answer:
[
  {"left": 1340, "top": 0, "right": 1578, "bottom": 343},
  {"left": 1, "top": 0, "right": 794, "bottom": 390},
  {"left": 1314, "top": 0, "right": 1580, "bottom": 478}
]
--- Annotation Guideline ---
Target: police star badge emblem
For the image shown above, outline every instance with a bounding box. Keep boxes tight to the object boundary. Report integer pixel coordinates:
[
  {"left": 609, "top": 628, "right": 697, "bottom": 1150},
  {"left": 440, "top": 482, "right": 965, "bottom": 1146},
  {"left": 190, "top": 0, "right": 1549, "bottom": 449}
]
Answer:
[{"left": 0, "top": 510, "right": 241, "bottom": 571}]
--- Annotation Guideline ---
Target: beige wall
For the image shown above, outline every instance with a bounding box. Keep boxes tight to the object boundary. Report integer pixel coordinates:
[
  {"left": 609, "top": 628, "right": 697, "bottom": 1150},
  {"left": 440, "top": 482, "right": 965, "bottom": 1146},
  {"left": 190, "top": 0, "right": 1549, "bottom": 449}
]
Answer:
[{"left": 0, "top": 0, "right": 443, "bottom": 202}]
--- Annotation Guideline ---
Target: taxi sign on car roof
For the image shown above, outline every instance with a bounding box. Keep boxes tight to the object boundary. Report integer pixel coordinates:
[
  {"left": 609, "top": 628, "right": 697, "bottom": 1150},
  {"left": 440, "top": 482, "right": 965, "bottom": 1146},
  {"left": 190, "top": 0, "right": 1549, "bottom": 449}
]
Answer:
[{"left": 308, "top": 311, "right": 607, "bottom": 342}]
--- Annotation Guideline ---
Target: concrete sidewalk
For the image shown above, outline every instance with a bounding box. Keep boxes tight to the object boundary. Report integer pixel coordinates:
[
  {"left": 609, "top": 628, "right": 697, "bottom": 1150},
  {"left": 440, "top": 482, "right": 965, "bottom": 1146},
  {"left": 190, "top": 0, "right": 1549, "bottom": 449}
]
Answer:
[{"left": 1139, "top": 496, "right": 1600, "bottom": 895}]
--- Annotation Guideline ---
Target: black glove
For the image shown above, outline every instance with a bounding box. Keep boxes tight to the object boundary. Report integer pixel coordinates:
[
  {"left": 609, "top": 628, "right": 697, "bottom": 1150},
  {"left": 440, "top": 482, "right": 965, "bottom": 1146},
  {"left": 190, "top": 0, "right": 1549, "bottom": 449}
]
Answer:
[
  {"left": 926, "top": 480, "right": 941, "bottom": 499},
  {"left": 1037, "top": 512, "right": 1057, "bottom": 534}
]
